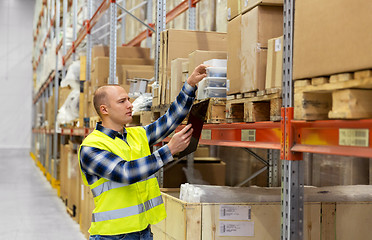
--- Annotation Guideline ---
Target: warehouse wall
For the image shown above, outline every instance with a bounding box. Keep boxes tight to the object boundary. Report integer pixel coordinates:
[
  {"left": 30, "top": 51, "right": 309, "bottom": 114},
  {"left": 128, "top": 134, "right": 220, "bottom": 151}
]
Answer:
[{"left": 0, "top": 0, "right": 35, "bottom": 149}]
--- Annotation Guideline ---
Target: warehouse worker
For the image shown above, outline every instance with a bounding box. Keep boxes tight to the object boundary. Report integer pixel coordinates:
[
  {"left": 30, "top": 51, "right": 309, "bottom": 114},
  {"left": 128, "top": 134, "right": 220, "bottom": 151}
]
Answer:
[{"left": 79, "top": 64, "right": 207, "bottom": 240}]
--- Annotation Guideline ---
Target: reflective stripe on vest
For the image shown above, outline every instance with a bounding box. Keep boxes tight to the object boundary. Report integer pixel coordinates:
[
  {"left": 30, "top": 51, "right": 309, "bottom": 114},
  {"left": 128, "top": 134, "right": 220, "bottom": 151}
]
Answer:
[
  {"left": 91, "top": 175, "right": 156, "bottom": 198},
  {"left": 92, "top": 195, "right": 163, "bottom": 222}
]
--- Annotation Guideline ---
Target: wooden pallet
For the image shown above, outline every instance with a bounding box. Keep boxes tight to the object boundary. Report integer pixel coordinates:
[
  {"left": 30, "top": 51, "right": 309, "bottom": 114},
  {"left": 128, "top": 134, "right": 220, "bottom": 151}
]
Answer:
[
  {"left": 294, "top": 70, "right": 372, "bottom": 120},
  {"left": 226, "top": 92, "right": 282, "bottom": 123},
  {"left": 151, "top": 104, "right": 170, "bottom": 122},
  {"left": 195, "top": 98, "right": 226, "bottom": 124}
]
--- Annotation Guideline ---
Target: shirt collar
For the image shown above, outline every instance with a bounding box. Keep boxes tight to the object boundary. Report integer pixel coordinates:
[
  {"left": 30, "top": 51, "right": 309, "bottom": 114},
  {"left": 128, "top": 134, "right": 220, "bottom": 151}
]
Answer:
[{"left": 96, "top": 122, "right": 127, "bottom": 140}]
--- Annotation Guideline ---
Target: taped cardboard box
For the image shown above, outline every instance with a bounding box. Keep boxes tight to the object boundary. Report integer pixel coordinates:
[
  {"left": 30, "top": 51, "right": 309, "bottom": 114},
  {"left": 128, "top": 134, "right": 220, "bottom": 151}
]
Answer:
[
  {"left": 241, "top": 0, "right": 283, "bottom": 14},
  {"left": 293, "top": 0, "right": 372, "bottom": 80},
  {"left": 240, "top": 6, "right": 283, "bottom": 92},
  {"left": 60, "top": 144, "right": 70, "bottom": 201},
  {"left": 265, "top": 36, "right": 283, "bottom": 89},
  {"left": 92, "top": 45, "right": 151, "bottom": 61},
  {"left": 67, "top": 142, "right": 81, "bottom": 223},
  {"left": 90, "top": 57, "right": 154, "bottom": 90},
  {"left": 227, "top": 15, "right": 242, "bottom": 95},
  {"left": 171, "top": 58, "right": 188, "bottom": 102},
  {"left": 227, "top": 0, "right": 241, "bottom": 21}
]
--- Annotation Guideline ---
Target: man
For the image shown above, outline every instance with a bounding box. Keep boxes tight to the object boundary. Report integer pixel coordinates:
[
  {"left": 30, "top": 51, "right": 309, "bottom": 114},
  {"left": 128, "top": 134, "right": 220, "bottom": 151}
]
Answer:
[{"left": 79, "top": 64, "right": 207, "bottom": 240}]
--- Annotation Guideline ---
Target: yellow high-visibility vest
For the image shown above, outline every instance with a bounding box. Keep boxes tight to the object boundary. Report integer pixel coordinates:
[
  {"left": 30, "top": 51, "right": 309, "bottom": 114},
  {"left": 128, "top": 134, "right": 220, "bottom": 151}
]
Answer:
[{"left": 78, "top": 127, "right": 166, "bottom": 236}]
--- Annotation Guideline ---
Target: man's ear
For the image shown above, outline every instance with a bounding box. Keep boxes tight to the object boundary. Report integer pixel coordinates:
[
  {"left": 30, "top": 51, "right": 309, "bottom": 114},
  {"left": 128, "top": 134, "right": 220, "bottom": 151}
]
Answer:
[{"left": 100, "top": 105, "right": 108, "bottom": 116}]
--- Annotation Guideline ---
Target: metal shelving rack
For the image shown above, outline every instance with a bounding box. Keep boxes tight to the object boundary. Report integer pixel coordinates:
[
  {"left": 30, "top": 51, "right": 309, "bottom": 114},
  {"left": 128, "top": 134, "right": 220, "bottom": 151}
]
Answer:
[{"left": 31, "top": 0, "right": 372, "bottom": 239}]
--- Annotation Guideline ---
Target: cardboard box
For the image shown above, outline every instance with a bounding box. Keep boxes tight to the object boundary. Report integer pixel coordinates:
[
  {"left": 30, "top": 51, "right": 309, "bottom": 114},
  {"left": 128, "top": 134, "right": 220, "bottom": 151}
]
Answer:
[
  {"left": 171, "top": 58, "right": 188, "bottom": 102},
  {"left": 163, "top": 161, "right": 226, "bottom": 188},
  {"left": 240, "top": 6, "right": 283, "bottom": 92},
  {"left": 188, "top": 50, "right": 227, "bottom": 75},
  {"left": 60, "top": 144, "right": 71, "bottom": 202},
  {"left": 117, "top": 65, "right": 154, "bottom": 85},
  {"left": 227, "top": 15, "right": 242, "bottom": 95},
  {"left": 241, "top": 0, "right": 283, "bottom": 14},
  {"left": 92, "top": 45, "right": 151, "bottom": 61},
  {"left": 67, "top": 142, "right": 81, "bottom": 223},
  {"left": 80, "top": 55, "right": 86, "bottom": 81},
  {"left": 227, "top": 0, "right": 241, "bottom": 21},
  {"left": 80, "top": 184, "right": 95, "bottom": 239},
  {"left": 265, "top": 36, "right": 283, "bottom": 89},
  {"left": 90, "top": 57, "right": 154, "bottom": 90},
  {"left": 293, "top": 0, "right": 372, "bottom": 80},
  {"left": 159, "top": 30, "right": 228, "bottom": 104},
  {"left": 59, "top": 86, "right": 71, "bottom": 109}
]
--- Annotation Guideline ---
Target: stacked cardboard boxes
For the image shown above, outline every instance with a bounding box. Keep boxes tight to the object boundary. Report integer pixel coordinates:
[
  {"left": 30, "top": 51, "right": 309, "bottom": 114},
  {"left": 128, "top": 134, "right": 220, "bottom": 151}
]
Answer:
[
  {"left": 84, "top": 46, "right": 154, "bottom": 118},
  {"left": 227, "top": 0, "right": 283, "bottom": 95},
  {"left": 157, "top": 30, "right": 228, "bottom": 106}
]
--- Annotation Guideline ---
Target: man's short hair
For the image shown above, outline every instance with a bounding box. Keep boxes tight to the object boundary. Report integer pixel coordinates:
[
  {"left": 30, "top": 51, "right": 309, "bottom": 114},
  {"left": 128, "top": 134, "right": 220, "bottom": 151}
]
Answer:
[{"left": 93, "top": 84, "right": 120, "bottom": 117}]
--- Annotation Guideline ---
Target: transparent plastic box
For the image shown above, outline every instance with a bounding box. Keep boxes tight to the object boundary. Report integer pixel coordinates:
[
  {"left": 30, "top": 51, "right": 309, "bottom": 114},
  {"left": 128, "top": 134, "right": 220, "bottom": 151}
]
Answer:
[
  {"left": 206, "top": 67, "right": 227, "bottom": 78},
  {"left": 202, "top": 77, "right": 227, "bottom": 87}
]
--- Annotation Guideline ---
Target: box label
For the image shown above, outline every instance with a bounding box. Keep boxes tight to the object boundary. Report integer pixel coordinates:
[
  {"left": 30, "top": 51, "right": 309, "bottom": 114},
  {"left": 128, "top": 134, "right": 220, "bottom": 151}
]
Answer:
[
  {"left": 339, "top": 128, "right": 369, "bottom": 147},
  {"left": 219, "top": 221, "right": 254, "bottom": 237},
  {"left": 220, "top": 205, "right": 251, "bottom": 220},
  {"left": 201, "top": 129, "right": 212, "bottom": 140},
  {"left": 241, "top": 129, "right": 256, "bottom": 141},
  {"left": 275, "top": 38, "right": 282, "bottom": 52}
]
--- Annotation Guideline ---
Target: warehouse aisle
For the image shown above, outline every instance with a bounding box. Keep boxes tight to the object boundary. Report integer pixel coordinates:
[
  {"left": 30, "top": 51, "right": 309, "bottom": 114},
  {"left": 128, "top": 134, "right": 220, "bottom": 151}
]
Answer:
[{"left": 0, "top": 149, "right": 86, "bottom": 240}]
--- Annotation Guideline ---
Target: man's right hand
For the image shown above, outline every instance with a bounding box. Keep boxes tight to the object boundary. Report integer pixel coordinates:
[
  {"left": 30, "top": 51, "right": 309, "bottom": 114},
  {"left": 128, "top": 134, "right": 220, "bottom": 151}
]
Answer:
[{"left": 167, "top": 124, "right": 193, "bottom": 155}]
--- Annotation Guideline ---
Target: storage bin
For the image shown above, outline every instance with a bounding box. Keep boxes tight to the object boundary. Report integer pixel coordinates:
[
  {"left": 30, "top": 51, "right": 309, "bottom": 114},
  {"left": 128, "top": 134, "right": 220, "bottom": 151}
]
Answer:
[{"left": 206, "top": 67, "right": 227, "bottom": 77}]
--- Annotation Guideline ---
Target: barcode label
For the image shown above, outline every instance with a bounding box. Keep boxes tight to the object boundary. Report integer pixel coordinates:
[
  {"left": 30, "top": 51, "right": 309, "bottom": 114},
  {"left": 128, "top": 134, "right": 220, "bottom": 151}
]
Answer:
[
  {"left": 220, "top": 205, "right": 251, "bottom": 220},
  {"left": 241, "top": 129, "right": 256, "bottom": 142},
  {"left": 339, "top": 129, "right": 369, "bottom": 147},
  {"left": 219, "top": 221, "right": 254, "bottom": 237},
  {"left": 201, "top": 129, "right": 212, "bottom": 140}
]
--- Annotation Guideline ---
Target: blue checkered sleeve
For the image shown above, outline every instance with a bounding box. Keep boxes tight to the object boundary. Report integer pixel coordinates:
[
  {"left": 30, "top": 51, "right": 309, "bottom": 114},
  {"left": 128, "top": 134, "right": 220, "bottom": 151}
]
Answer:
[
  {"left": 80, "top": 144, "right": 172, "bottom": 185},
  {"left": 144, "top": 82, "right": 196, "bottom": 146}
]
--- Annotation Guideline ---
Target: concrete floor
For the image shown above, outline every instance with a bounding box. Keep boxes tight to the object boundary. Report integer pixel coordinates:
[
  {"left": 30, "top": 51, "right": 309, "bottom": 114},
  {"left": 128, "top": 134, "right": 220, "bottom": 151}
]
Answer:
[{"left": 0, "top": 149, "right": 86, "bottom": 240}]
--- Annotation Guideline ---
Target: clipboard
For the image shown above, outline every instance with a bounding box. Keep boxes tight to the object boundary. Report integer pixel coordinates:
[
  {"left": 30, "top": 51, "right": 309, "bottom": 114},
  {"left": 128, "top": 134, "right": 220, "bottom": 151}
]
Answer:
[{"left": 177, "top": 99, "right": 210, "bottom": 159}]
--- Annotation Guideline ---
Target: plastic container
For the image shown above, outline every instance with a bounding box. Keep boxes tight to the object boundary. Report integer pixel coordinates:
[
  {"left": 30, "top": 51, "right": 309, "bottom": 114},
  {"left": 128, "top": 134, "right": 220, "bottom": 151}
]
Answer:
[
  {"left": 203, "top": 59, "right": 227, "bottom": 68},
  {"left": 205, "top": 87, "right": 227, "bottom": 98},
  {"left": 202, "top": 77, "right": 227, "bottom": 87},
  {"left": 206, "top": 67, "right": 227, "bottom": 78}
]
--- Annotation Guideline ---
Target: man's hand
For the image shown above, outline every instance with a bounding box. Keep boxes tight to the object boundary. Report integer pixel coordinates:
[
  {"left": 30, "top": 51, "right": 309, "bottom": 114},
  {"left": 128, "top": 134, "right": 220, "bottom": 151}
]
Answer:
[
  {"left": 167, "top": 124, "right": 193, "bottom": 155},
  {"left": 187, "top": 64, "right": 207, "bottom": 87}
]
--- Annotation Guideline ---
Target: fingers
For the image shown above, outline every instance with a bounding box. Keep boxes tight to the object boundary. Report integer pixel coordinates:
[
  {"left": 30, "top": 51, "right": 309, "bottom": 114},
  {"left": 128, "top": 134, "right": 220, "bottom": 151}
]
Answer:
[
  {"left": 194, "top": 64, "right": 208, "bottom": 74},
  {"left": 180, "top": 124, "right": 192, "bottom": 133}
]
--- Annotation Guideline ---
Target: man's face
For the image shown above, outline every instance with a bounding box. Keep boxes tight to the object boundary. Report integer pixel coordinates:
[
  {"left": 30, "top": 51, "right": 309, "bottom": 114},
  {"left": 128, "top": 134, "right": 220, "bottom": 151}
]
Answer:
[{"left": 104, "top": 86, "right": 133, "bottom": 126}]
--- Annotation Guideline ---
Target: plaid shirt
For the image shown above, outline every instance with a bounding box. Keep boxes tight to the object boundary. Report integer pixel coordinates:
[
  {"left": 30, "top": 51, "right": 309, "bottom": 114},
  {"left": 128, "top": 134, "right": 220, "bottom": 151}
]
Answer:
[{"left": 80, "top": 82, "right": 196, "bottom": 185}]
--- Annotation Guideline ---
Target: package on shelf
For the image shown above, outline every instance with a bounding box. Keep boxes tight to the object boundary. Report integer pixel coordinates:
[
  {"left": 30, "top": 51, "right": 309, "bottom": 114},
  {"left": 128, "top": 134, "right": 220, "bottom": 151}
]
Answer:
[
  {"left": 265, "top": 36, "right": 283, "bottom": 89},
  {"left": 188, "top": 50, "right": 227, "bottom": 77},
  {"left": 227, "top": 0, "right": 241, "bottom": 21},
  {"left": 241, "top": 0, "right": 284, "bottom": 14},
  {"left": 90, "top": 57, "right": 154, "bottom": 91},
  {"left": 91, "top": 45, "right": 151, "bottom": 61},
  {"left": 59, "top": 86, "right": 72, "bottom": 109},
  {"left": 61, "top": 60, "right": 80, "bottom": 90},
  {"left": 117, "top": 64, "right": 154, "bottom": 91},
  {"left": 293, "top": 0, "right": 372, "bottom": 79},
  {"left": 227, "top": 15, "right": 242, "bottom": 95},
  {"left": 80, "top": 184, "right": 94, "bottom": 239},
  {"left": 67, "top": 141, "right": 82, "bottom": 223},
  {"left": 216, "top": 0, "right": 228, "bottom": 32},
  {"left": 60, "top": 143, "right": 71, "bottom": 201},
  {"left": 206, "top": 67, "right": 227, "bottom": 78},
  {"left": 128, "top": 78, "right": 152, "bottom": 99},
  {"left": 238, "top": 5, "right": 283, "bottom": 93},
  {"left": 132, "top": 93, "right": 153, "bottom": 114},
  {"left": 159, "top": 30, "right": 227, "bottom": 105},
  {"left": 56, "top": 89, "right": 80, "bottom": 126},
  {"left": 171, "top": 58, "right": 188, "bottom": 102},
  {"left": 197, "top": 77, "right": 229, "bottom": 100},
  {"left": 203, "top": 59, "right": 227, "bottom": 68}
]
